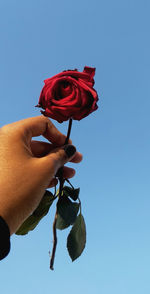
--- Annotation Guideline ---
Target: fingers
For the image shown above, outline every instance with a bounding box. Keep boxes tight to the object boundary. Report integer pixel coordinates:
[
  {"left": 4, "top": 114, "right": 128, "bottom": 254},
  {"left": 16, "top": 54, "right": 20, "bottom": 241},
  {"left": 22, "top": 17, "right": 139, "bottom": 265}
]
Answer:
[
  {"left": 63, "top": 166, "right": 76, "bottom": 178},
  {"left": 48, "top": 145, "right": 77, "bottom": 171},
  {"left": 31, "top": 140, "right": 83, "bottom": 163},
  {"left": 70, "top": 151, "right": 83, "bottom": 163},
  {"left": 11, "top": 116, "right": 71, "bottom": 146},
  {"left": 30, "top": 141, "right": 54, "bottom": 157},
  {"left": 48, "top": 166, "right": 75, "bottom": 188},
  {"left": 38, "top": 144, "right": 77, "bottom": 178},
  {"left": 48, "top": 178, "right": 58, "bottom": 188},
  {"left": 55, "top": 166, "right": 76, "bottom": 179}
]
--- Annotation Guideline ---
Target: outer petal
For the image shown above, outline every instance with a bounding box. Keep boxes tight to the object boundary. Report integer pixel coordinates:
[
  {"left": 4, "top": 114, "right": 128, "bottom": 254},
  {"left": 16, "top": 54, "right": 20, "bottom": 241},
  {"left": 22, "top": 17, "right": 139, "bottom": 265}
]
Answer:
[{"left": 83, "top": 66, "right": 96, "bottom": 78}]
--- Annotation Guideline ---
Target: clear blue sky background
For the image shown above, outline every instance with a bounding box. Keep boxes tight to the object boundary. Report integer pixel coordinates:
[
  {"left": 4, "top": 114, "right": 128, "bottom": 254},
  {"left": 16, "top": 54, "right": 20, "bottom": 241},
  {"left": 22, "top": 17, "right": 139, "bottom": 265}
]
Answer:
[{"left": 0, "top": 0, "right": 150, "bottom": 293}]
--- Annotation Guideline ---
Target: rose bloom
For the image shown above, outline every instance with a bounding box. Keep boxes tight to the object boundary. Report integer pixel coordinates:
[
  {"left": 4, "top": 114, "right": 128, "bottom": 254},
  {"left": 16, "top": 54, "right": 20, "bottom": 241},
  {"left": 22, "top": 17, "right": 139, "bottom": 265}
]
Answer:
[{"left": 37, "top": 66, "right": 98, "bottom": 123}]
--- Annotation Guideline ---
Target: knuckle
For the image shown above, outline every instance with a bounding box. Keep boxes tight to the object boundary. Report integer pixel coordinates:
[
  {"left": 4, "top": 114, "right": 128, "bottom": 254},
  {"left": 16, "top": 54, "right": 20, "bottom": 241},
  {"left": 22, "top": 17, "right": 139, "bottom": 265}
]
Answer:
[
  {"left": 0, "top": 124, "right": 13, "bottom": 139},
  {"left": 0, "top": 124, "right": 10, "bottom": 134},
  {"left": 41, "top": 115, "right": 51, "bottom": 125}
]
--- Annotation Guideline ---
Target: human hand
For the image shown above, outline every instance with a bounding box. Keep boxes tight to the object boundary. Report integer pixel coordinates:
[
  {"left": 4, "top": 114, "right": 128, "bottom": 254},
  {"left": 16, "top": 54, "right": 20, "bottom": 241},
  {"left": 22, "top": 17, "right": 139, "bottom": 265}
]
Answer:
[{"left": 0, "top": 116, "right": 82, "bottom": 235}]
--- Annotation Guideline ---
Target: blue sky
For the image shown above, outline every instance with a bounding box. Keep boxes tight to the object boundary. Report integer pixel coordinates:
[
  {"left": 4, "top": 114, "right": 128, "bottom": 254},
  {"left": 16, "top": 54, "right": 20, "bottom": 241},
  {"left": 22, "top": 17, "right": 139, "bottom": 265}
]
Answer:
[{"left": 0, "top": 0, "right": 150, "bottom": 293}]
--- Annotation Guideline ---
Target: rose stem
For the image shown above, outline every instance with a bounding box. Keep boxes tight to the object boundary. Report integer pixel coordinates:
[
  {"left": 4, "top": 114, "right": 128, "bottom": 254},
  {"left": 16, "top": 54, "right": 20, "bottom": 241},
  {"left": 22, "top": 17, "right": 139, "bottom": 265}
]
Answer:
[
  {"left": 50, "top": 118, "right": 73, "bottom": 270},
  {"left": 59, "top": 118, "right": 73, "bottom": 193},
  {"left": 50, "top": 211, "right": 58, "bottom": 270},
  {"left": 65, "top": 118, "right": 73, "bottom": 144}
]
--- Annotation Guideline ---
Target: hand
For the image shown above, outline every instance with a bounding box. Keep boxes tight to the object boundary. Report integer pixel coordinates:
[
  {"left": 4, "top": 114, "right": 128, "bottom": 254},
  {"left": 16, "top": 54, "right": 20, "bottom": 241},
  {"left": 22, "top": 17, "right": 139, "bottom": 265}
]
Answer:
[{"left": 0, "top": 116, "right": 82, "bottom": 235}]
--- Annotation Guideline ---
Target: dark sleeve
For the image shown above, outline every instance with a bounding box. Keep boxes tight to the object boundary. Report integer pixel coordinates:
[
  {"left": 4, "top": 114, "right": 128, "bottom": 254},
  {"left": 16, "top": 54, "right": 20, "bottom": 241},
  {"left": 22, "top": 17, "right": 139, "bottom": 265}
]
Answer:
[{"left": 0, "top": 216, "right": 10, "bottom": 260}]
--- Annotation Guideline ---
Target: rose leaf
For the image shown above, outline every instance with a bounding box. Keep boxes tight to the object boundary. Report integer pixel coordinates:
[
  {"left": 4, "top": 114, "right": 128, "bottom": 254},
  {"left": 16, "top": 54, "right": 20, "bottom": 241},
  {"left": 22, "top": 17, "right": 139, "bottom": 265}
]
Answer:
[
  {"left": 16, "top": 190, "right": 55, "bottom": 235},
  {"left": 56, "top": 196, "right": 79, "bottom": 229},
  {"left": 67, "top": 214, "right": 86, "bottom": 261},
  {"left": 63, "top": 186, "right": 80, "bottom": 201}
]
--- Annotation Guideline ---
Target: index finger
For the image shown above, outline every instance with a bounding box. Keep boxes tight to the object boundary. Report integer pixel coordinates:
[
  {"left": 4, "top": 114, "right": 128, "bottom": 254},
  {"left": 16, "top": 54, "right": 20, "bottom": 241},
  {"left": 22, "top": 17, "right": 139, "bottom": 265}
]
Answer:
[{"left": 15, "top": 116, "right": 71, "bottom": 146}]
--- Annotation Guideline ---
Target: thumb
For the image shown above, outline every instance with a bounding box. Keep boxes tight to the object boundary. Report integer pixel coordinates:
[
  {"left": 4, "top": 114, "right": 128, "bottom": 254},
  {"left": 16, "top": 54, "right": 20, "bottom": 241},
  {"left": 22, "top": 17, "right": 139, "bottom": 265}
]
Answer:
[{"left": 39, "top": 144, "right": 77, "bottom": 176}]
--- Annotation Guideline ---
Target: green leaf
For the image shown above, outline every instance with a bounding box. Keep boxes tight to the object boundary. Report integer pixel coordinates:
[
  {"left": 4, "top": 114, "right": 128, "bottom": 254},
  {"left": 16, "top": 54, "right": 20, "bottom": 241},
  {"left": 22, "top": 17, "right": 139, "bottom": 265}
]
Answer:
[
  {"left": 15, "top": 215, "right": 42, "bottom": 235},
  {"left": 57, "top": 196, "right": 79, "bottom": 229},
  {"left": 56, "top": 202, "right": 79, "bottom": 230},
  {"left": 16, "top": 190, "right": 55, "bottom": 235},
  {"left": 63, "top": 186, "right": 80, "bottom": 201},
  {"left": 56, "top": 214, "right": 70, "bottom": 230},
  {"left": 67, "top": 214, "right": 86, "bottom": 261},
  {"left": 32, "top": 190, "right": 54, "bottom": 217}
]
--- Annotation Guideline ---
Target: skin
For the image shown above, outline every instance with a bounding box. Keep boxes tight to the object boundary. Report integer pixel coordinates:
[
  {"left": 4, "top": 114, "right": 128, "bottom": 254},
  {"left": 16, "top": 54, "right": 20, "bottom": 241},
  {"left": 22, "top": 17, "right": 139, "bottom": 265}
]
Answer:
[{"left": 0, "top": 116, "right": 82, "bottom": 235}]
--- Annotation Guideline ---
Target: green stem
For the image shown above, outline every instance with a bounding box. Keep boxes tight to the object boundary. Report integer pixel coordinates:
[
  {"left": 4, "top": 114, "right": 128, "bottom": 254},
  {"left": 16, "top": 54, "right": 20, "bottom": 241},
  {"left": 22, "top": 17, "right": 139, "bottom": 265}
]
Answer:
[
  {"left": 65, "top": 178, "right": 74, "bottom": 190},
  {"left": 50, "top": 118, "right": 73, "bottom": 270},
  {"left": 65, "top": 118, "right": 73, "bottom": 144},
  {"left": 58, "top": 118, "right": 73, "bottom": 197},
  {"left": 50, "top": 211, "right": 58, "bottom": 270},
  {"left": 78, "top": 197, "right": 82, "bottom": 215}
]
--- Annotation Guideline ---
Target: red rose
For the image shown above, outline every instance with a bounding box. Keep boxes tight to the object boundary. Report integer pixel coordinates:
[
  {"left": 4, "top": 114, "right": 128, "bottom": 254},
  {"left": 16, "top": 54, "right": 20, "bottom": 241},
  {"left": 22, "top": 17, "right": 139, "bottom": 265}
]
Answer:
[{"left": 37, "top": 66, "right": 98, "bottom": 123}]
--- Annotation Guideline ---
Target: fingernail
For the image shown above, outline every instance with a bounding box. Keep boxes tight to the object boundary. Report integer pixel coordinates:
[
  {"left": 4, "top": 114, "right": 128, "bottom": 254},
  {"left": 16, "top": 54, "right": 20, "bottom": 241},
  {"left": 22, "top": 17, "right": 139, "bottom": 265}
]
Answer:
[{"left": 63, "top": 144, "right": 76, "bottom": 158}]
